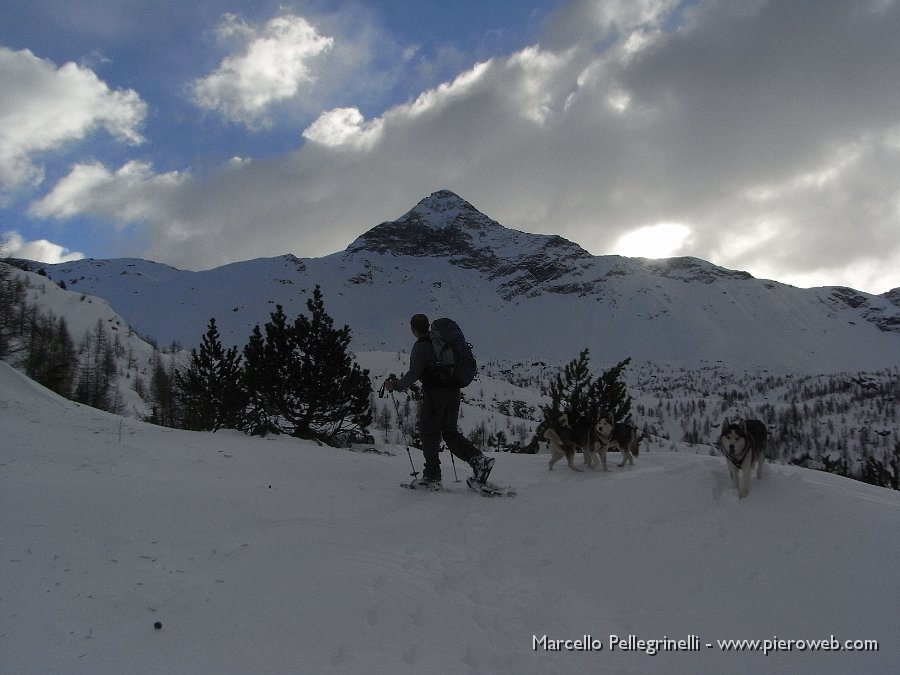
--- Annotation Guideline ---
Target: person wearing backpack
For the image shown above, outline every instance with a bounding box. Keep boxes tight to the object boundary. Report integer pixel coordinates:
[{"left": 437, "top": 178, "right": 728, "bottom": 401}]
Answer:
[{"left": 384, "top": 313, "right": 494, "bottom": 487}]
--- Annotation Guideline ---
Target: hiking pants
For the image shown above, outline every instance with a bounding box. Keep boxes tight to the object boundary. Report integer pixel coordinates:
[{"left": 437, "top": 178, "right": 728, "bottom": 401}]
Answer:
[{"left": 419, "top": 387, "right": 479, "bottom": 480}]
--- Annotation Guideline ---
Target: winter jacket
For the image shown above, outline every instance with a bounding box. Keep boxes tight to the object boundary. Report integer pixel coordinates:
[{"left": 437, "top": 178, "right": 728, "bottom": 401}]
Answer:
[{"left": 394, "top": 337, "right": 452, "bottom": 391}]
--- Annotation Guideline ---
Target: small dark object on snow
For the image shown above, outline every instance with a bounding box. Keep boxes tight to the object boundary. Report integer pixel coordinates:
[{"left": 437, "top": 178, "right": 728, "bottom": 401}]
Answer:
[{"left": 153, "top": 621, "right": 162, "bottom": 630}]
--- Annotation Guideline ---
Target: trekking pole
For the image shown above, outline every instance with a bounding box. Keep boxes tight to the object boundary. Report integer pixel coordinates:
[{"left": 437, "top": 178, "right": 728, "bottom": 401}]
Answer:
[
  {"left": 406, "top": 446, "right": 419, "bottom": 479},
  {"left": 393, "top": 393, "right": 417, "bottom": 479},
  {"left": 384, "top": 381, "right": 417, "bottom": 479},
  {"left": 449, "top": 449, "right": 460, "bottom": 482}
]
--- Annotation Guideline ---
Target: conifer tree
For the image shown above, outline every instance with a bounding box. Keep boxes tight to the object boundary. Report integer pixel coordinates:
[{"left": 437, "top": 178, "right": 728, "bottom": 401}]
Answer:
[
  {"left": 74, "top": 319, "right": 116, "bottom": 411},
  {"left": 537, "top": 351, "right": 633, "bottom": 454},
  {"left": 242, "top": 286, "right": 373, "bottom": 444},
  {"left": 0, "top": 268, "right": 27, "bottom": 361},
  {"left": 26, "top": 315, "right": 77, "bottom": 397},
  {"left": 176, "top": 318, "right": 246, "bottom": 431},
  {"left": 242, "top": 305, "right": 297, "bottom": 436},
  {"left": 0, "top": 256, "right": 13, "bottom": 358},
  {"left": 543, "top": 348, "right": 594, "bottom": 425},
  {"left": 292, "top": 286, "right": 373, "bottom": 443},
  {"left": 589, "top": 357, "right": 633, "bottom": 424},
  {"left": 146, "top": 352, "right": 177, "bottom": 426},
  {"left": 375, "top": 403, "right": 393, "bottom": 441}
]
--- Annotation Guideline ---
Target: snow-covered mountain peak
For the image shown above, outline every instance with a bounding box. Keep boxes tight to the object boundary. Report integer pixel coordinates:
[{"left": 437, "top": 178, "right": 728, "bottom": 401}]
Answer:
[
  {"left": 346, "top": 189, "right": 505, "bottom": 257},
  {"left": 345, "top": 189, "right": 589, "bottom": 269},
  {"left": 403, "top": 189, "right": 486, "bottom": 230}
]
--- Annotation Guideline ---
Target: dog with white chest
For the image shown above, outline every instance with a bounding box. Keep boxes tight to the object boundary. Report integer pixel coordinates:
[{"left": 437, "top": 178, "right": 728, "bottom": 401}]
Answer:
[
  {"left": 543, "top": 412, "right": 605, "bottom": 472},
  {"left": 543, "top": 412, "right": 640, "bottom": 472},
  {"left": 594, "top": 417, "right": 640, "bottom": 468},
  {"left": 717, "top": 418, "right": 767, "bottom": 498}
]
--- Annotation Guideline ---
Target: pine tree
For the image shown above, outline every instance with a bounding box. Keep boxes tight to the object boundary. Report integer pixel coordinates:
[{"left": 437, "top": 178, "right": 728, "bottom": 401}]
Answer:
[
  {"left": 242, "top": 305, "right": 297, "bottom": 436},
  {"left": 242, "top": 287, "right": 373, "bottom": 444},
  {"left": 146, "top": 353, "right": 177, "bottom": 427},
  {"left": 74, "top": 320, "right": 116, "bottom": 411},
  {"left": 375, "top": 403, "right": 393, "bottom": 442},
  {"left": 176, "top": 318, "right": 246, "bottom": 431},
  {"left": 543, "top": 348, "right": 594, "bottom": 426},
  {"left": 291, "top": 286, "right": 373, "bottom": 443},
  {"left": 0, "top": 257, "right": 16, "bottom": 359},
  {"left": 538, "top": 351, "right": 633, "bottom": 450},
  {"left": 589, "top": 357, "right": 633, "bottom": 424},
  {"left": 0, "top": 268, "right": 28, "bottom": 361},
  {"left": 31, "top": 315, "right": 76, "bottom": 397}
]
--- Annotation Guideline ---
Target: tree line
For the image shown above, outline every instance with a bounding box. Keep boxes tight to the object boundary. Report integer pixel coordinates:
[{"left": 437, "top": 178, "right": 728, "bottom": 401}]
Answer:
[
  {"left": 633, "top": 363, "right": 900, "bottom": 491},
  {"left": 1, "top": 262, "right": 128, "bottom": 413},
  {"left": 6, "top": 255, "right": 895, "bottom": 487},
  {"left": 2, "top": 260, "right": 373, "bottom": 446}
]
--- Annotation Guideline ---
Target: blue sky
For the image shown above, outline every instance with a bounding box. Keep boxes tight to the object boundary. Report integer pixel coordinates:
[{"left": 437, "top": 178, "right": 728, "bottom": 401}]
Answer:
[{"left": 2, "top": 0, "right": 900, "bottom": 295}]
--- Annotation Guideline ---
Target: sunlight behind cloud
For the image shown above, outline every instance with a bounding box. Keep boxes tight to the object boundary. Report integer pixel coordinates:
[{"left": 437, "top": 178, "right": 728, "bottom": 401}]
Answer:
[{"left": 612, "top": 222, "right": 692, "bottom": 258}]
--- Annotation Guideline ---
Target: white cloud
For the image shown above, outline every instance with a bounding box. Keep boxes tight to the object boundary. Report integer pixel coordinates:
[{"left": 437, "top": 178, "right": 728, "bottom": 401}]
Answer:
[
  {"left": 302, "top": 107, "right": 383, "bottom": 148},
  {"left": 1, "top": 230, "right": 84, "bottom": 264},
  {"left": 405, "top": 60, "right": 494, "bottom": 118},
  {"left": 506, "top": 46, "right": 577, "bottom": 124},
  {"left": 22, "top": 1, "right": 900, "bottom": 294},
  {"left": 302, "top": 57, "right": 504, "bottom": 148},
  {"left": 192, "top": 13, "right": 335, "bottom": 127},
  {"left": 0, "top": 47, "right": 146, "bottom": 192},
  {"left": 29, "top": 161, "right": 187, "bottom": 223}
]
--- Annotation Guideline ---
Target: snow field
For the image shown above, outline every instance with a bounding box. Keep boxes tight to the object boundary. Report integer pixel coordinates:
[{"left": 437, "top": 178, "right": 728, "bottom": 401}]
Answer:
[{"left": 2, "top": 363, "right": 898, "bottom": 674}]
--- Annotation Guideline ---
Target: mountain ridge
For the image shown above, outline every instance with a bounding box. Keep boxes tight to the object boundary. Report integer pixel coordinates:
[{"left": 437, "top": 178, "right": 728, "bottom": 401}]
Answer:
[{"left": 11, "top": 190, "right": 900, "bottom": 372}]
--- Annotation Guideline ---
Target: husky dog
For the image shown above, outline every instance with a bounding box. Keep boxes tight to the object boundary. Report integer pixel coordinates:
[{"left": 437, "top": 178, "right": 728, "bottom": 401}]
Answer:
[
  {"left": 717, "top": 418, "right": 767, "bottom": 498},
  {"left": 595, "top": 417, "right": 640, "bottom": 467},
  {"left": 543, "top": 412, "right": 609, "bottom": 472},
  {"left": 543, "top": 426, "right": 580, "bottom": 472}
]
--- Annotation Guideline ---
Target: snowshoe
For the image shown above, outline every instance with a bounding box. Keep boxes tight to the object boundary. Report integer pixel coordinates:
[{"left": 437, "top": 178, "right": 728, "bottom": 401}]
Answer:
[
  {"left": 470, "top": 455, "right": 495, "bottom": 484},
  {"left": 401, "top": 476, "right": 446, "bottom": 492},
  {"left": 466, "top": 476, "right": 516, "bottom": 497}
]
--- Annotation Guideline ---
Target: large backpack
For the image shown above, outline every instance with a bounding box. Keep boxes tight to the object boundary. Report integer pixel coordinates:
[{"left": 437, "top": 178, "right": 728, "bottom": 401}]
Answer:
[{"left": 429, "top": 318, "right": 477, "bottom": 387}]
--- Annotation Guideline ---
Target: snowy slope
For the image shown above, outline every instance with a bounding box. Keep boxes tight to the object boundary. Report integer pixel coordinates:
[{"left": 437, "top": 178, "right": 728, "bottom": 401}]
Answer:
[
  {"left": 2, "top": 362, "right": 898, "bottom": 675},
  {"left": 6, "top": 263, "right": 897, "bottom": 482},
  {"left": 22, "top": 191, "right": 900, "bottom": 372},
  {"left": 11, "top": 267, "right": 183, "bottom": 418}
]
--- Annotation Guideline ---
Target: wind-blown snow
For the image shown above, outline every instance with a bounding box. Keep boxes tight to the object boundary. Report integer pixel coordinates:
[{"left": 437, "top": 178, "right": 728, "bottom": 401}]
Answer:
[{"left": 2, "top": 362, "right": 897, "bottom": 675}]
